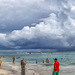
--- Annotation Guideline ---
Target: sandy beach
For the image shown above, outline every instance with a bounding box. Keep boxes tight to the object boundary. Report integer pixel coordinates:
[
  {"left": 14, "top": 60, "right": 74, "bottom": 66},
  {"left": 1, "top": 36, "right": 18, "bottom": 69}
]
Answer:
[{"left": 0, "top": 62, "right": 75, "bottom": 75}]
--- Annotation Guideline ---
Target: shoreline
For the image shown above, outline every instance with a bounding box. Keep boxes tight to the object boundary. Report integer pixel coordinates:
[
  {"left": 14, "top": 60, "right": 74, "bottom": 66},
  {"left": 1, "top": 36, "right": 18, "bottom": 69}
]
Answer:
[{"left": 0, "top": 62, "right": 75, "bottom": 75}]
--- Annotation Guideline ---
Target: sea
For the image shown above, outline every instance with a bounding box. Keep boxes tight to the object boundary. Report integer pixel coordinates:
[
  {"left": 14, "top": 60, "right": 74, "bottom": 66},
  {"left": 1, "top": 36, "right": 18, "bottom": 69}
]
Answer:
[{"left": 0, "top": 49, "right": 75, "bottom": 66}]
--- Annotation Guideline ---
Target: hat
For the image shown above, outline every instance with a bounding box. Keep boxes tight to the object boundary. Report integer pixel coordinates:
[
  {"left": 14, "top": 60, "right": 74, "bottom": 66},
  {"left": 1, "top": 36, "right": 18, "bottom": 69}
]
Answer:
[{"left": 54, "top": 58, "right": 57, "bottom": 60}]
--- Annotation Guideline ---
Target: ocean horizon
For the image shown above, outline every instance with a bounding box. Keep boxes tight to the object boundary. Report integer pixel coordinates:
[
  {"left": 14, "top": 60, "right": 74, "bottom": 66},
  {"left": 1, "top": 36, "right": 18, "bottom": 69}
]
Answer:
[
  {"left": 0, "top": 50, "right": 75, "bottom": 66},
  {"left": 0, "top": 49, "right": 74, "bottom": 53}
]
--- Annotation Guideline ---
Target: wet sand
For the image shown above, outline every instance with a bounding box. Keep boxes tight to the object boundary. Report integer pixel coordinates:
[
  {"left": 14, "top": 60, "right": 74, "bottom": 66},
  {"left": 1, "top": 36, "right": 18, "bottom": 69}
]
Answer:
[{"left": 0, "top": 62, "right": 75, "bottom": 75}]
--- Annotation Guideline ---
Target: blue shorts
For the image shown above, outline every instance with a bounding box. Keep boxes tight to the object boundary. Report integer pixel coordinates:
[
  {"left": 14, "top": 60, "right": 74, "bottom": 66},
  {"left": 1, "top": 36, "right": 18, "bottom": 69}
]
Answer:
[{"left": 13, "top": 60, "right": 15, "bottom": 62}]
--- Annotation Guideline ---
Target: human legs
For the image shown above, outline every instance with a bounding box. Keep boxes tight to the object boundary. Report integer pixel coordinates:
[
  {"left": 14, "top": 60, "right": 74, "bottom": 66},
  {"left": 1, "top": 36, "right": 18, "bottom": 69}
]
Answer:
[
  {"left": 56, "top": 71, "right": 59, "bottom": 75},
  {"left": 13, "top": 60, "right": 15, "bottom": 64},
  {"left": 0, "top": 64, "right": 1, "bottom": 69}
]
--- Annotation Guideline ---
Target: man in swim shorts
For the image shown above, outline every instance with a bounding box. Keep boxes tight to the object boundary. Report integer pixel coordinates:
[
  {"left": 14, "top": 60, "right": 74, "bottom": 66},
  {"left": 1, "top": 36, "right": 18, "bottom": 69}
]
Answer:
[
  {"left": 21, "top": 60, "right": 26, "bottom": 75},
  {"left": 13, "top": 57, "right": 15, "bottom": 64},
  {"left": 52, "top": 58, "right": 60, "bottom": 75}
]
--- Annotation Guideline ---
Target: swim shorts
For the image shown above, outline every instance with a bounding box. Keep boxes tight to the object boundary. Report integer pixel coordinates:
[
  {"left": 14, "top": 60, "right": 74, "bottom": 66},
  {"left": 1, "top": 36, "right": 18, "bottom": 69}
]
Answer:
[
  {"left": 13, "top": 60, "right": 15, "bottom": 62},
  {"left": 53, "top": 71, "right": 59, "bottom": 75}
]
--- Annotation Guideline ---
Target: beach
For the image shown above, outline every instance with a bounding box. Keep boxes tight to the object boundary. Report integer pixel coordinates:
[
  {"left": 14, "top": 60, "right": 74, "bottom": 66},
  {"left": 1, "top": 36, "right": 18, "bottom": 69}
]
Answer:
[
  {"left": 0, "top": 62, "right": 75, "bottom": 75},
  {"left": 0, "top": 52, "right": 75, "bottom": 75}
]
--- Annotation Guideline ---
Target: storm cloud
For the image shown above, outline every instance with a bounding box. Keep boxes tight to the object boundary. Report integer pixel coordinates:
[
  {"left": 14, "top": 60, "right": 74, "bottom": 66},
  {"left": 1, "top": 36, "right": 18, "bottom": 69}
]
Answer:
[
  {"left": 0, "top": 0, "right": 57, "bottom": 33},
  {"left": 0, "top": 0, "right": 75, "bottom": 50}
]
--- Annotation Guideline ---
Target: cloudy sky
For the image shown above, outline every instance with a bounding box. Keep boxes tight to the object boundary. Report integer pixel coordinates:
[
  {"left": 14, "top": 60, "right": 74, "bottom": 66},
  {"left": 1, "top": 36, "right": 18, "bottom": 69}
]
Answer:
[{"left": 0, "top": 0, "right": 75, "bottom": 50}]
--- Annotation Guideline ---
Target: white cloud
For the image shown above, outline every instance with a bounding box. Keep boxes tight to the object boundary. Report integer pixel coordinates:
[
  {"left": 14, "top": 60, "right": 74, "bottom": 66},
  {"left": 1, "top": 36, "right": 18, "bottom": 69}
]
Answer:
[
  {"left": 0, "top": 0, "right": 75, "bottom": 49},
  {"left": 0, "top": 33, "right": 14, "bottom": 46},
  {"left": 4, "top": 13, "right": 67, "bottom": 47}
]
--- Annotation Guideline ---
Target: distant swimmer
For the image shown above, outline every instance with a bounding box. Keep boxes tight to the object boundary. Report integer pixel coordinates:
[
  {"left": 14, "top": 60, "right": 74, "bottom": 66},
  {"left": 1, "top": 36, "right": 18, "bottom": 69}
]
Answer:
[
  {"left": 36, "top": 60, "right": 37, "bottom": 64},
  {"left": 42, "top": 60, "right": 44, "bottom": 63},
  {"left": 23, "top": 58, "right": 24, "bottom": 60},
  {"left": 46, "top": 58, "right": 49, "bottom": 63},
  {"left": 52, "top": 58, "right": 60, "bottom": 75},
  {"left": 61, "top": 58, "right": 63, "bottom": 60},
  {"left": 17, "top": 57, "right": 20, "bottom": 59},
  {"left": 0, "top": 58, "right": 2, "bottom": 69},
  {"left": 13, "top": 57, "right": 15, "bottom": 64},
  {"left": 21, "top": 60, "right": 26, "bottom": 75}
]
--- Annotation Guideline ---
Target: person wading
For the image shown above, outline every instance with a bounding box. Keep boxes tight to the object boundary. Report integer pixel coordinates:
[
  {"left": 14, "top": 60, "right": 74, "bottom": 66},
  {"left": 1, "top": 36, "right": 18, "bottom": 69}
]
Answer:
[
  {"left": 13, "top": 57, "right": 15, "bottom": 64},
  {"left": 21, "top": 60, "right": 26, "bottom": 75},
  {"left": 46, "top": 58, "right": 49, "bottom": 63},
  {"left": 0, "top": 58, "right": 2, "bottom": 69},
  {"left": 52, "top": 58, "right": 60, "bottom": 75}
]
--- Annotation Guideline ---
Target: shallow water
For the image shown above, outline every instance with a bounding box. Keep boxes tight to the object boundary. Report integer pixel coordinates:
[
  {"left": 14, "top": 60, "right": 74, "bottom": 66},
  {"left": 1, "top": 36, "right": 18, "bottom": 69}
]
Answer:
[{"left": 0, "top": 51, "right": 75, "bottom": 66}]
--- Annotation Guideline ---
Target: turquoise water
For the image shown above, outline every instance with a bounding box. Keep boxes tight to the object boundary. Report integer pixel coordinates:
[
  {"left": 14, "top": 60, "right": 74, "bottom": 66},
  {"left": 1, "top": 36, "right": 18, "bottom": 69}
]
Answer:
[{"left": 0, "top": 51, "right": 75, "bottom": 65}]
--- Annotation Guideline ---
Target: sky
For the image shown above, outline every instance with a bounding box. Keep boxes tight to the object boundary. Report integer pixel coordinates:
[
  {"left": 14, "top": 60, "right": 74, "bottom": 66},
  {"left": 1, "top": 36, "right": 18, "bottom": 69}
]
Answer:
[{"left": 0, "top": 0, "right": 75, "bottom": 51}]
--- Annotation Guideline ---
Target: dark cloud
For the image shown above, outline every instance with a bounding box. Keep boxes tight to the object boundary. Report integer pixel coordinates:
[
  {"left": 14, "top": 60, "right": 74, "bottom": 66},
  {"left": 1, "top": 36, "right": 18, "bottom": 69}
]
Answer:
[
  {"left": 0, "top": 0, "right": 75, "bottom": 51},
  {"left": 0, "top": 0, "right": 53, "bottom": 33}
]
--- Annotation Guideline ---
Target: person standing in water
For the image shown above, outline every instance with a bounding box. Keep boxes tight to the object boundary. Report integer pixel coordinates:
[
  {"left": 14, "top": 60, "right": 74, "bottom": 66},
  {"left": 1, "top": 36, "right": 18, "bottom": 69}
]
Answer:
[
  {"left": 52, "top": 58, "right": 60, "bottom": 75},
  {"left": 13, "top": 57, "right": 15, "bottom": 64},
  {"left": 21, "top": 60, "right": 26, "bottom": 75},
  {"left": 46, "top": 58, "right": 49, "bottom": 63},
  {"left": 0, "top": 58, "right": 2, "bottom": 69}
]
